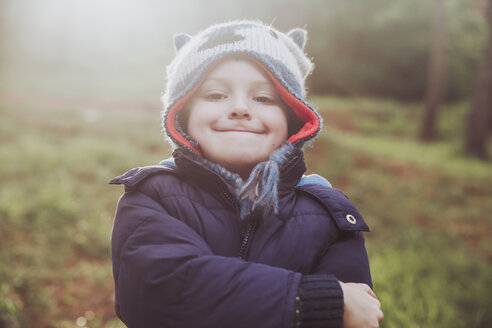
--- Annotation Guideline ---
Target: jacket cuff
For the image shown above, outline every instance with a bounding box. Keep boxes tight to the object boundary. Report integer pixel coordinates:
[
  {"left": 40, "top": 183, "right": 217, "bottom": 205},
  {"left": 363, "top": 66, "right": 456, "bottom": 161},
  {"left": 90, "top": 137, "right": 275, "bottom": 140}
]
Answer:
[{"left": 295, "top": 275, "right": 344, "bottom": 328}]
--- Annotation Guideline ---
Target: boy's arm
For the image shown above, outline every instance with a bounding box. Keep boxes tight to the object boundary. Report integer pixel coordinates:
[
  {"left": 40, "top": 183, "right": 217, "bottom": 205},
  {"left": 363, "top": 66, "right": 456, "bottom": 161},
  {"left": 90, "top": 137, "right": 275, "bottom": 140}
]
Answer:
[
  {"left": 296, "top": 184, "right": 372, "bottom": 287},
  {"left": 310, "top": 230, "right": 372, "bottom": 287},
  {"left": 293, "top": 185, "right": 377, "bottom": 326},
  {"left": 112, "top": 190, "right": 344, "bottom": 328},
  {"left": 295, "top": 231, "right": 381, "bottom": 328}
]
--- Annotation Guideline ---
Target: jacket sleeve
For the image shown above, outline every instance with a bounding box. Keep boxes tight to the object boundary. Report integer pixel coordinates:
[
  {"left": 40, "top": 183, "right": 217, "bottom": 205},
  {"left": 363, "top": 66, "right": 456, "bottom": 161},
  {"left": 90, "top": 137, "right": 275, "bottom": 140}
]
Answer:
[
  {"left": 291, "top": 185, "right": 373, "bottom": 327},
  {"left": 112, "top": 190, "right": 306, "bottom": 328},
  {"left": 292, "top": 230, "right": 370, "bottom": 328},
  {"left": 292, "top": 230, "right": 372, "bottom": 327},
  {"left": 292, "top": 224, "right": 371, "bottom": 328},
  {"left": 309, "top": 230, "right": 372, "bottom": 288},
  {"left": 297, "top": 185, "right": 373, "bottom": 287}
]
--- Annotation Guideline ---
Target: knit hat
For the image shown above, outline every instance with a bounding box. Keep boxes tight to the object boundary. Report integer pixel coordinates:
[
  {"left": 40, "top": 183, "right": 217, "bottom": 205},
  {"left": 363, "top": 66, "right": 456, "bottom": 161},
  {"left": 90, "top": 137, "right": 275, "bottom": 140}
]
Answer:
[{"left": 161, "top": 20, "right": 322, "bottom": 218}]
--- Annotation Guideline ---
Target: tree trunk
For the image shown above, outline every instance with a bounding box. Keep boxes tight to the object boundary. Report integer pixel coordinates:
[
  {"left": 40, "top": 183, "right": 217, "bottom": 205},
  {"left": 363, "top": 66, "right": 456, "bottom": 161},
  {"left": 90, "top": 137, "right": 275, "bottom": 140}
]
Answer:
[
  {"left": 465, "top": 0, "right": 492, "bottom": 159},
  {"left": 420, "top": 0, "right": 447, "bottom": 141}
]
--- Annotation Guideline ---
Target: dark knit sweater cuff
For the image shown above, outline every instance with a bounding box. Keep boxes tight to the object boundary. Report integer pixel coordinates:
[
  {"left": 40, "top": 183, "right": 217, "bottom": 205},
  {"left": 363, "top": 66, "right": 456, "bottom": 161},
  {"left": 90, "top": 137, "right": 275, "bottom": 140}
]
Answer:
[{"left": 295, "top": 275, "right": 344, "bottom": 328}]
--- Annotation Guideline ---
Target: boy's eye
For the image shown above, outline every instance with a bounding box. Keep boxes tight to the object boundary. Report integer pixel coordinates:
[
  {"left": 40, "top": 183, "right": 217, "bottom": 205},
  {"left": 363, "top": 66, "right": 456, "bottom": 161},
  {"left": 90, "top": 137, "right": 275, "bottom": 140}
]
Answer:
[
  {"left": 254, "top": 96, "right": 273, "bottom": 103},
  {"left": 205, "top": 93, "right": 227, "bottom": 100}
]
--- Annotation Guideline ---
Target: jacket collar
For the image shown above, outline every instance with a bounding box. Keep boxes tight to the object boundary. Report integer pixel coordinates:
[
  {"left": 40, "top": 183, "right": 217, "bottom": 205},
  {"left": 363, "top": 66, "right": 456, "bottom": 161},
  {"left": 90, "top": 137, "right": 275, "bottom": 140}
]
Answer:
[{"left": 173, "top": 146, "right": 306, "bottom": 196}]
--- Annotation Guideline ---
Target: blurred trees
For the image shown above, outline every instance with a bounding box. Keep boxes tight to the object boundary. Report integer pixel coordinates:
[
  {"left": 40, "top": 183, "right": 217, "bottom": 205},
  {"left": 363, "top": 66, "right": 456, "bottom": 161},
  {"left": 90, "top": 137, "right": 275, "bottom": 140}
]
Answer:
[
  {"left": 0, "top": 0, "right": 487, "bottom": 102},
  {"left": 305, "top": 0, "right": 485, "bottom": 101},
  {"left": 307, "top": 0, "right": 429, "bottom": 99},
  {"left": 465, "top": 0, "right": 492, "bottom": 158},
  {"left": 421, "top": 0, "right": 447, "bottom": 141}
]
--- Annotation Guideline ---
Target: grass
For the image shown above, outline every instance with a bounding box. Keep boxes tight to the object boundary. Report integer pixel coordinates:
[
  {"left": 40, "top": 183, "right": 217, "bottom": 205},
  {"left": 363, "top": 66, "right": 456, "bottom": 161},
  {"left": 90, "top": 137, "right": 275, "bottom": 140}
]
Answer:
[
  {"left": 1, "top": 93, "right": 491, "bottom": 327},
  {"left": 370, "top": 229, "right": 492, "bottom": 328},
  {"left": 0, "top": 97, "right": 167, "bottom": 328},
  {"left": 325, "top": 130, "right": 492, "bottom": 181}
]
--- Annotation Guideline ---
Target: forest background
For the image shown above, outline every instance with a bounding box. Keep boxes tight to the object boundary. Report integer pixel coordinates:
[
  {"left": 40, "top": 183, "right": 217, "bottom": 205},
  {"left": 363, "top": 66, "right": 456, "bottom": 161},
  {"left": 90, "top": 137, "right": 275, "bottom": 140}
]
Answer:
[{"left": 0, "top": 0, "right": 491, "bottom": 327}]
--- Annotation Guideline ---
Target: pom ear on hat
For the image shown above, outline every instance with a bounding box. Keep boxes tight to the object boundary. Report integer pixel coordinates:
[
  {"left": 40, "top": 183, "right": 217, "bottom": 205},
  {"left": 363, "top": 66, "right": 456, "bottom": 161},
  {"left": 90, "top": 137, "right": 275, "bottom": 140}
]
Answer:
[
  {"left": 173, "top": 33, "right": 191, "bottom": 52},
  {"left": 287, "top": 28, "right": 307, "bottom": 50}
]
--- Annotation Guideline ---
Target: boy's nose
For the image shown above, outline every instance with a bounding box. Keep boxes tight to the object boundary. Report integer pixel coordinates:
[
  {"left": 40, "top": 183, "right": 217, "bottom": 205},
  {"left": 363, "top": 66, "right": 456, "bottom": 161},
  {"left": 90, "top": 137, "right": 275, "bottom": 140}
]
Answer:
[
  {"left": 229, "top": 109, "right": 251, "bottom": 120},
  {"left": 228, "top": 97, "right": 251, "bottom": 120}
]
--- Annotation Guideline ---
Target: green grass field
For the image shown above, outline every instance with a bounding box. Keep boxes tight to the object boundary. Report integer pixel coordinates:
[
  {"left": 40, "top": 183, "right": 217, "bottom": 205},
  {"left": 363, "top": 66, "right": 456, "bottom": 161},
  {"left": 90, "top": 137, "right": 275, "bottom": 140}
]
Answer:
[{"left": 1, "top": 93, "right": 491, "bottom": 328}]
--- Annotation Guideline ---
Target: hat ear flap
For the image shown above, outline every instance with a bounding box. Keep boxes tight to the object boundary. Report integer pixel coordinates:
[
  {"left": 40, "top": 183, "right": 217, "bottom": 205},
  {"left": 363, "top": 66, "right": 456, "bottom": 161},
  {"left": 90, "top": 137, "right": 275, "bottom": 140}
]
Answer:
[
  {"left": 287, "top": 28, "right": 307, "bottom": 50},
  {"left": 173, "top": 33, "right": 191, "bottom": 52}
]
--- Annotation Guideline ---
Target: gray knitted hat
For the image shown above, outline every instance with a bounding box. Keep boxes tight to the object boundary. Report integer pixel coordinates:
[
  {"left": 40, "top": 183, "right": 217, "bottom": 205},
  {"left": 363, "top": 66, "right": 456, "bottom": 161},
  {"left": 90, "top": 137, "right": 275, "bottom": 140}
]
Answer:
[
  {"left": 161, "top": 20, "right": 322, "bottom": 218},
  {"left": 162, "top": 20, "right": 321, "bottom": 154}
]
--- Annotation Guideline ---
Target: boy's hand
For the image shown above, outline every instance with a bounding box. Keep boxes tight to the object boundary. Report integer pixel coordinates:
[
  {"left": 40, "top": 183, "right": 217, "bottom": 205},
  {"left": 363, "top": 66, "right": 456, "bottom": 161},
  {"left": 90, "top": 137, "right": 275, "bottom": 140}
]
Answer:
[{"left": 339, "top": 282, "right": 384, "bottom": 328}]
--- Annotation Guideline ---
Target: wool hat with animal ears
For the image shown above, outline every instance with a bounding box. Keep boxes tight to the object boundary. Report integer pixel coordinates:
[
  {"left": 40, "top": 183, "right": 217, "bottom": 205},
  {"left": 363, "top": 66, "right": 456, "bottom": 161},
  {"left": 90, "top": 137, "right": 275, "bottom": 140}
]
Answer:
[{"left": 161, "top": 20, "right": 322, "bottom": 155}]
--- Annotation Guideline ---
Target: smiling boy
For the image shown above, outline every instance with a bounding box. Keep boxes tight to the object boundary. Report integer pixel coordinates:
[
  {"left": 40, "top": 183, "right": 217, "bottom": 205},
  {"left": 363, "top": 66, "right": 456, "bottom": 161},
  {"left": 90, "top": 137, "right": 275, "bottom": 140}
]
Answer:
[{"left": 110, "top": 21, "right": 383, "bottom": 328}]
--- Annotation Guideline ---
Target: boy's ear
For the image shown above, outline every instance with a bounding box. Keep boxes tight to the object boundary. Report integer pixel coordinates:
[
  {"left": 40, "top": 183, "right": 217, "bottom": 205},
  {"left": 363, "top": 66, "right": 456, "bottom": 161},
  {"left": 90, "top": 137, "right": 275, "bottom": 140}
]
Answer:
[
  {"left": 287, "top": 28, "right": 307, "bottom": 50},
  {"left": 173, "top": 33, "right": 191, "bottom": 52}
]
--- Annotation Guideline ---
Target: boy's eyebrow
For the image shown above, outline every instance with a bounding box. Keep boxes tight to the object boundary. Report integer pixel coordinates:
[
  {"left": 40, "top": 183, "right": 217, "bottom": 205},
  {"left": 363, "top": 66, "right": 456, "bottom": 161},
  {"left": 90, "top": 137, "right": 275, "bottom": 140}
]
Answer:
[
  {"left": 201, "top": 77, "right": 228, "bottom": 84},
  {"left": 202, "top": 77, "right": 276, "bottom": 89}
]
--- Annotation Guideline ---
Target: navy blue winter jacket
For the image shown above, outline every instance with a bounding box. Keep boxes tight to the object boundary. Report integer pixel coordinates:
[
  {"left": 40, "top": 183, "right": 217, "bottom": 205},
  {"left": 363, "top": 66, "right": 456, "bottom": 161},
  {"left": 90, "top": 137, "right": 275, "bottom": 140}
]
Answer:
[{"left": 110, "top": 150, "right": 371, "bottom": 328}]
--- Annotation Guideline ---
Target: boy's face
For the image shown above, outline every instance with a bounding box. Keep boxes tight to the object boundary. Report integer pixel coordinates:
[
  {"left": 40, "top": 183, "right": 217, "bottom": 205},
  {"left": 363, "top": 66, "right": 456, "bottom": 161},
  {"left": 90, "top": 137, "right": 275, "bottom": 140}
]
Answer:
[{"left": 186, "top": 57, "right": 289, "bottom": 178}]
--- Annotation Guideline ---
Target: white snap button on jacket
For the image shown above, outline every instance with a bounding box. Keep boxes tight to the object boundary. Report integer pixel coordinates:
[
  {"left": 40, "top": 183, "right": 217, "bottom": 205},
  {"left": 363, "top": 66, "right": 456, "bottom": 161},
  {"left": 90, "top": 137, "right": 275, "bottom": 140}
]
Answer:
[{"left": 346, "top": 214, "right": 357, "bottom": 224}]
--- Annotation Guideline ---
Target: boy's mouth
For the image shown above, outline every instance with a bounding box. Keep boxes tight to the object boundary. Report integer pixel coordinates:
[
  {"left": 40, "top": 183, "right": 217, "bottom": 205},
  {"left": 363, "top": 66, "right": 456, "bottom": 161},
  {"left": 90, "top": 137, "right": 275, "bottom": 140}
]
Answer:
[{"left": 214, "top": 128, "right": 263, "bottom": 134}]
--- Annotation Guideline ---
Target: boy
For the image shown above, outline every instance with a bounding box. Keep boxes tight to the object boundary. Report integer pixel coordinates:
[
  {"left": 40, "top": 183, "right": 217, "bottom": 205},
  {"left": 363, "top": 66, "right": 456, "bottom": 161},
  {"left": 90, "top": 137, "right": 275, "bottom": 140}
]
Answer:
[{"left": 110, "top": 20, "right": 383, "bottom": 328}]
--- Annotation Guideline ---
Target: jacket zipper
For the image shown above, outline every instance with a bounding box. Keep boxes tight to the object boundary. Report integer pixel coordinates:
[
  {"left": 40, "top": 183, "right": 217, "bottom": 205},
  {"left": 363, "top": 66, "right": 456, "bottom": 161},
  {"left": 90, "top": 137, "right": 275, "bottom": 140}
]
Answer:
[
  {"left": 222, "top": 191, "right": 237, "bottom": 210},
  {"left": 238, "top": 219, "right": 257, "bottom": 259},
  {"left": 235, "top": 155, "right": 299, "bottom": 260},
  {"left": 221, "top": 189, "right": 256, "bottom": 259}
]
